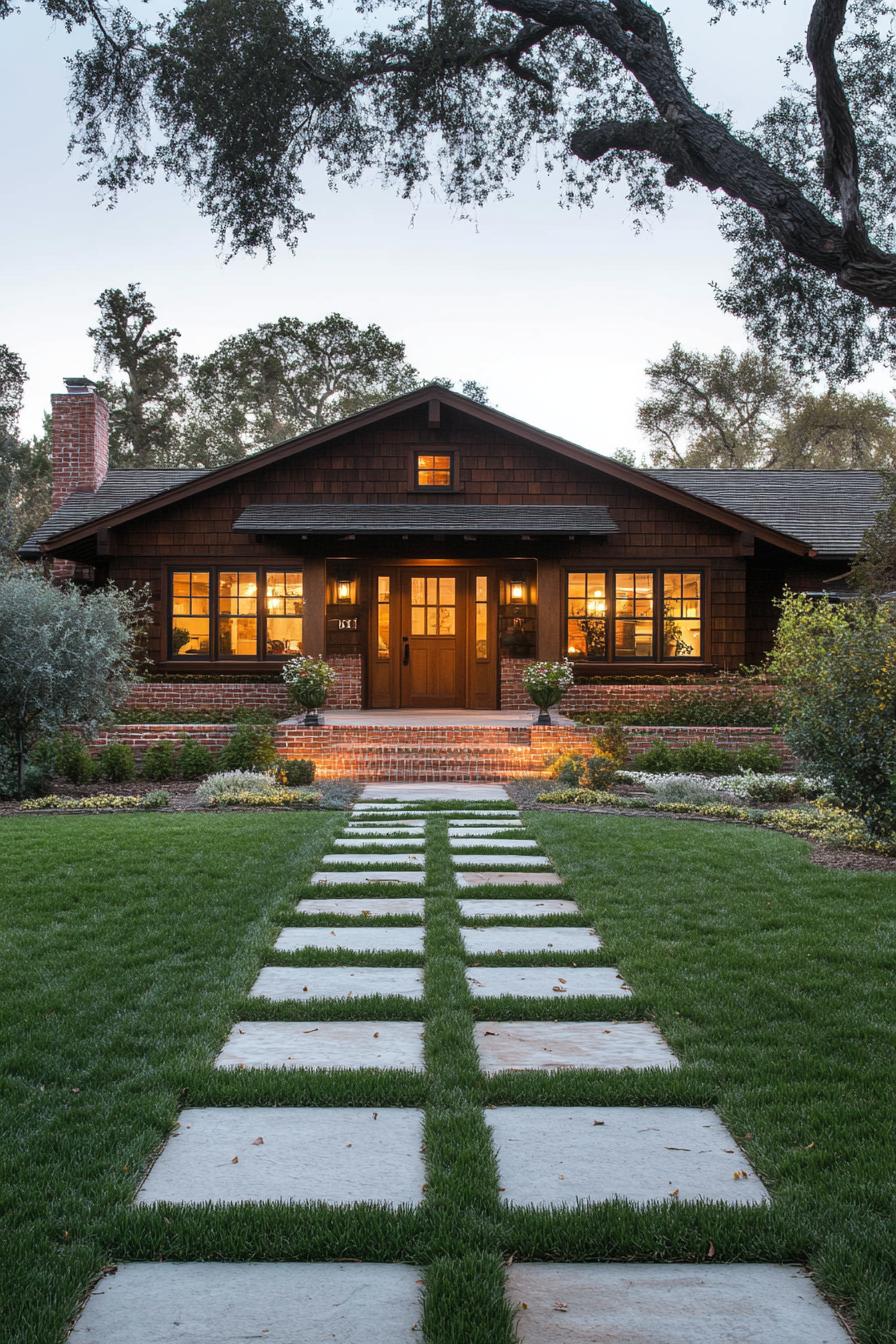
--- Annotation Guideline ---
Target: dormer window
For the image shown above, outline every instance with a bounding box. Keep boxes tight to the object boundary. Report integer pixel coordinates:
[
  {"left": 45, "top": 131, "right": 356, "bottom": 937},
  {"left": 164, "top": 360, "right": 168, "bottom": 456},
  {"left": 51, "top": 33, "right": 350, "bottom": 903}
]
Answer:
[{"left": 415, "top": 452, "right": 454, "bottom": 490}]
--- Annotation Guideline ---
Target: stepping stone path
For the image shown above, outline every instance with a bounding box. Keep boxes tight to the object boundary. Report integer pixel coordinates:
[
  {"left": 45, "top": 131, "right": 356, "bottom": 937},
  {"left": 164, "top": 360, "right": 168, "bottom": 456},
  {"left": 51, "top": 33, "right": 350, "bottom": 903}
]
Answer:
[{"left": 75, "top": 780, "right": 848, "bottom": 1343}]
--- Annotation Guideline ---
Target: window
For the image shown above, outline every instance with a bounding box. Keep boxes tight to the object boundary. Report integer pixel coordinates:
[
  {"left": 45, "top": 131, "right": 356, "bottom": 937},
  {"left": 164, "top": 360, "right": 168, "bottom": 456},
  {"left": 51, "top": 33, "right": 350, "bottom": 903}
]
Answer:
[
  {"left": 218, "top": 571, "right": 258, "bottom": 657},
  {"left": 411, "top": 574, "right": 456, "bottom": 634},
  {"left": 564, "top": 569, "right": 704, "bottom": 663},
  {"left": 170, "top": 571, "right": 210, "bottom": 656},
  {"left": 475, "top": 575, "right": 489, "bottom": 660},
  {"left": 614, "top": 572, "right": 655, "bottom": 659},
  {"left": 567, "top": 572, "right": 608, "bottom": 660},
  {"left": 663, "top": 572, "right": 702, "bottom": 658},
  {"left": 415, "top": 452, "right": 454, "bottom": 489},
  {"left": 265, "top": 571, "right": 303, "bottom": 656},
  {"left": 376, "top": 575, "right": 391, "bottom": 660}
]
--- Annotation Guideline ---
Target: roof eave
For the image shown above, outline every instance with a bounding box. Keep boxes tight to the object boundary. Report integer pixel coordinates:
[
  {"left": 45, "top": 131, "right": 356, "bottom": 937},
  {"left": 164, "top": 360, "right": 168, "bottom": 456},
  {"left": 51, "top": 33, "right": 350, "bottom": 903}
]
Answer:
[{"left": 37, "top": 383, "right": 814, "bottom": 556}]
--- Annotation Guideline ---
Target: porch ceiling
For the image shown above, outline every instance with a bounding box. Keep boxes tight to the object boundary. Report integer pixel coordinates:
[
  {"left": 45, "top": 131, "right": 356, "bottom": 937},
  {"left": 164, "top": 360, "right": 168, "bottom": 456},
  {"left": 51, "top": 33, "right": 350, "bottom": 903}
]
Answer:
[{"left": 231, "top": 504, "right": 618, "bottom": 536}]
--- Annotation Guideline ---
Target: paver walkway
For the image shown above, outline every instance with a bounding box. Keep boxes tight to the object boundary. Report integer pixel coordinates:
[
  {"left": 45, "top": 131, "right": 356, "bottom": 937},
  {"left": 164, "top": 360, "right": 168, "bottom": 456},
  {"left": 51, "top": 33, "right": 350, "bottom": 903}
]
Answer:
[{"left": 74, "top": 781, "right": 851, "bottom": 1343}]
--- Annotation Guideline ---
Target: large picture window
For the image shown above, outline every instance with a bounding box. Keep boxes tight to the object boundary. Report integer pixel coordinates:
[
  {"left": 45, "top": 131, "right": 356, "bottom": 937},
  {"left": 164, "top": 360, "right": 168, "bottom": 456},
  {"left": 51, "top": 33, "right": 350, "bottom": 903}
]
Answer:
[
  {"left": 168, "top": 567, "right": 303, "bottom": 660},
  {"left": 565, "top": 569, "right": 704, "bottom": 663}
]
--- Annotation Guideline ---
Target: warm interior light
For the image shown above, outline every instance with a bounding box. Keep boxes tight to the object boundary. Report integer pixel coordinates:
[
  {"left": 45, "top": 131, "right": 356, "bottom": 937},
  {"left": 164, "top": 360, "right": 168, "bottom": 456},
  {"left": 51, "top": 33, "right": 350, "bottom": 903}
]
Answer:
[{"left": 567, "top": 644, "right": 579, "bottom": 656}]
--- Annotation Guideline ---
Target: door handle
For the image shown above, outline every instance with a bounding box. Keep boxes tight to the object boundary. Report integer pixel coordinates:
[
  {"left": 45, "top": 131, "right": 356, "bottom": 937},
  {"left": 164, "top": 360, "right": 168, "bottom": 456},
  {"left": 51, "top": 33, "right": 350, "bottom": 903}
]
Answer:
[{"left": 402, "top": 636, "right": 410, "bottom": 666}]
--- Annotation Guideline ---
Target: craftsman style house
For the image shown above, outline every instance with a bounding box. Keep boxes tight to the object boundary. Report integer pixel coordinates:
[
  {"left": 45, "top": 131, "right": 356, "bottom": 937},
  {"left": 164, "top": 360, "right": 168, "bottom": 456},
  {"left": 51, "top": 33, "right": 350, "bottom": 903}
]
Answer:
[{"left": 23, "top": 378, "right": 885, "bottom": 711}]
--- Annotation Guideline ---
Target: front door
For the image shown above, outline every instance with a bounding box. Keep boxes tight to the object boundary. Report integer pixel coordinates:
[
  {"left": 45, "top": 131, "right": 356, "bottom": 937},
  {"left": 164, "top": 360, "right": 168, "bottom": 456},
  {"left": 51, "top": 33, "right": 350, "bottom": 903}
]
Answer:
[{"left": 400, "top": 570, "right": 466, "bottom": 707}]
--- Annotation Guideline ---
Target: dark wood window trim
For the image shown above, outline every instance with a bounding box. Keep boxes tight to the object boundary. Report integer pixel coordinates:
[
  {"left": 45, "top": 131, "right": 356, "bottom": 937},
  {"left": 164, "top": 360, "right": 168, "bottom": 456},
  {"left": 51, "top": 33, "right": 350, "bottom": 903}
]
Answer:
[
  {"left": 166, "top": 565, "right": 304, "bottom": 663},
  {"left": 410, "top": 449, "right": 460, "bottom": 492},
  {"left": 563, "top": 567, "right": 707, "bottom": 668}
]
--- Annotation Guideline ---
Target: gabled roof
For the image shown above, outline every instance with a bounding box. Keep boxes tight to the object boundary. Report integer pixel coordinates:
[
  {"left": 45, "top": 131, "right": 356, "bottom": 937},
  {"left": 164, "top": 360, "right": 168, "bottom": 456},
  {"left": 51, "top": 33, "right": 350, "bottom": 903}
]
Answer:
[
  {"left": 649, "top": 469, "right": 885, "bottom": 556},
  {"left": 233, "top": 503, "right": 617, "bottom": 536},
  {"left": 19, "top": 469, "right": 208, "bottom": 558},
  {"left": 25, "top": 385, "right": 823, "bottom": 557}
]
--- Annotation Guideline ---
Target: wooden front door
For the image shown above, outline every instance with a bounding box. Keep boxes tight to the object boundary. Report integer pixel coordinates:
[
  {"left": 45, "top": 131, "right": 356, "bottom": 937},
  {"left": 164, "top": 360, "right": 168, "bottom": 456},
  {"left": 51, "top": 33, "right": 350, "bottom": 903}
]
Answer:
[{"left": 400, "top": 570, "right": 467, "bottom": 707}]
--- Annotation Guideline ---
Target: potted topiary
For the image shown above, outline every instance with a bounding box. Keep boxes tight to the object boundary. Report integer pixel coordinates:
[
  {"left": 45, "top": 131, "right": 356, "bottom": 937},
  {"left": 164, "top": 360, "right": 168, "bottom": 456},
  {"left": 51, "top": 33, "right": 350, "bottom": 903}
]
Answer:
[
  {"left": 522, "top": 659, "right": 575, "bottom": 725},
  {"left": 282, "top": 654, "right": 337, "bottom": 726}
]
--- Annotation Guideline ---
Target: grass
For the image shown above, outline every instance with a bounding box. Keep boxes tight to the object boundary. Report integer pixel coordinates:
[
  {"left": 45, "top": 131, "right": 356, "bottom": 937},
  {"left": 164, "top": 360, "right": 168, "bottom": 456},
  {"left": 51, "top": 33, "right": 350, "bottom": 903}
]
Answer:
[{"left": 1, "top": 807, "right": 894, "bottom": 1342}]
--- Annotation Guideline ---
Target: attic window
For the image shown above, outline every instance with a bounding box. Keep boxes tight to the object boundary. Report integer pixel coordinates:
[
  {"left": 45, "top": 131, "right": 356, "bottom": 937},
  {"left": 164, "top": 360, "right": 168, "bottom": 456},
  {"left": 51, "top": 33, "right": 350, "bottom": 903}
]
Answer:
[{"left": 415, "top": 452, "right": 454, "bottom": 490}]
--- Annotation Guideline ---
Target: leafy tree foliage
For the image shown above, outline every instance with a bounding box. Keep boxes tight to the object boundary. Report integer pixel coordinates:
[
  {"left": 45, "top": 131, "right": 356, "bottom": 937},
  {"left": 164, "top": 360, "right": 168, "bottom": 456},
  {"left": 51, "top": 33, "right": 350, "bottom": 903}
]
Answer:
[
  {"left": 639, "top": 342, "right": 896, "bottom": 467},
  {"left": 850, "top": 469, "right": 896, "bottom": 591},
  {"left": 0, "top": 568, "right": 148, "bottom": 795},
  {"left": 0, "top": 349, "right": 51, "bottom": 557},
  {"left": 769, "top": 590, "right": 896, "bottom": 837},
  {"left": 90, "top": 285, "right": 185, "bottom": 468},
  {"left": 16, "top": 0, "right": 896, "bottom": 378},
  {"left": 90, "top": 290, "right": 485, "bottom": 467}
]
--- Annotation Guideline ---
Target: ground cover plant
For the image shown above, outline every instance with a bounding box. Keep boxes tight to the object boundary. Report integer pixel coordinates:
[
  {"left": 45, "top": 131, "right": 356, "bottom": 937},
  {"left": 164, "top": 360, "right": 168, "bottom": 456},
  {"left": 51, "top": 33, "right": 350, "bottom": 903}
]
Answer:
[
  {"left": 2, "top": 808, "right": 894, "bottom": 1342},
  {"left": 571, "top": 685, "right": 779, "bottom": 727}
]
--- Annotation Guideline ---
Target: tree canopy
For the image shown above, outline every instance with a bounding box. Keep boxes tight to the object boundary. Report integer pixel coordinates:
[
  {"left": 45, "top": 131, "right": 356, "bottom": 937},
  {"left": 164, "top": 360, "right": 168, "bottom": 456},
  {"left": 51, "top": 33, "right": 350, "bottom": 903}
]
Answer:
[
  {"left": 0, "top": 347, "right": 50, "bottom": 558},
  {"left": 90, "top": 287, "right": 486, "bottom": 468},
  {"left": 13, "top": 0, "right": 896, "bottom": 380},
  {"left": 638, "top": 342, "right": 896, "bottom": 468}
]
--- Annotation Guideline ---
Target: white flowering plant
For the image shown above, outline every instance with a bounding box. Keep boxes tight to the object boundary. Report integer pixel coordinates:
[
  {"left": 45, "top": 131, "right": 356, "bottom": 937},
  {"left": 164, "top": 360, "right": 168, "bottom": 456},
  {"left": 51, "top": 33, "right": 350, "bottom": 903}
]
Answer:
[
  {"left": 282, "top": 655, "right": 337, "bottom": 722},
  {"left": 522, "top": 659, "right": 574, "bottom": 723}
]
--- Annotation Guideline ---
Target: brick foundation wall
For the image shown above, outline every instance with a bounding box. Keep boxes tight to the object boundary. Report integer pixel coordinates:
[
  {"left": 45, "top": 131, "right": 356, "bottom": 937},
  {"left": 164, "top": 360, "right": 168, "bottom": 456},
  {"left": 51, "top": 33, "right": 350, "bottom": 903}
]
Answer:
[
  {"left": 124, "top": 654, "right": 365, "bottom": 715},
  {"left": 499, "top": 658, "right": 777, "bottom": 714},
  {"left": 91, "top": 724, "right": 239, "bottom": 756}
]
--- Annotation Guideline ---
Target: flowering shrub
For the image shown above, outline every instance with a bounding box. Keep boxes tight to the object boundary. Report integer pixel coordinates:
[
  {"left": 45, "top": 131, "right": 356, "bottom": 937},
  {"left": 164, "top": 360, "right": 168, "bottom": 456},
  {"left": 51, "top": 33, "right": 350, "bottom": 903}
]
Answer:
[
  {"left": 194, "top": 769, "right": 320, "bottom": 808},
  {"left": 282, "top": 655, "right": 337, "bottom": 710},
  {"left": 21, "top": 794, "right": 145, "bottom": 811}
]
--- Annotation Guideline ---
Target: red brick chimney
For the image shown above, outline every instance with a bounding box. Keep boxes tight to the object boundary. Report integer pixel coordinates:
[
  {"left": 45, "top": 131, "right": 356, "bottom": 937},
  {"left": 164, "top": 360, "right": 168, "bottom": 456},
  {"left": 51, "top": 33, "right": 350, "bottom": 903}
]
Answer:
[{"left": 51, "top": 376, "right": 109, "bottom": 510}]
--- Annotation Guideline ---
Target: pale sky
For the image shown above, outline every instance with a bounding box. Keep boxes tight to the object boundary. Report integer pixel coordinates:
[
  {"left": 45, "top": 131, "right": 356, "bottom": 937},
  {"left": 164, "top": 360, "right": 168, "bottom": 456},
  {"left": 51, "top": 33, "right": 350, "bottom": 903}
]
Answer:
[{"left": 0, "top": 1, "right": 878, "bottom": 456}]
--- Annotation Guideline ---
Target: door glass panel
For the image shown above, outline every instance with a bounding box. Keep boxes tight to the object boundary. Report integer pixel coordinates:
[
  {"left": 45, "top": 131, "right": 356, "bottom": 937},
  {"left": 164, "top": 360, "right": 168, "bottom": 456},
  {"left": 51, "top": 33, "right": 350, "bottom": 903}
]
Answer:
[
  {"left": 376, "top": 576, "right": 391, "bottom": 660},
  {"left": 475, "top": 575, "right": 488, "bottom": 660},
  {"left": 410, "top": 573, "right": 457, "bottom": 637}
]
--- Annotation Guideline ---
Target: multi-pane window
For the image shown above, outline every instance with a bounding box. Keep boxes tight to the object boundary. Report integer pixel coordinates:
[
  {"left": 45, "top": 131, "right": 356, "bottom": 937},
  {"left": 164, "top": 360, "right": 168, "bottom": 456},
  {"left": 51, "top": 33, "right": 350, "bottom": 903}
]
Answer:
[
  {"left": 663, "top": 572, "right": 702, "bottom": 658},
  {"left": 218, "top": 571, "right": 258, "bottom": 657},
  {"left": 475, "top": 575, "right": 489, "bottom": 660},
  {"left": 170, "top": 571, "right": 210, "bottom": 656},
  {"left": 615, "top": 572, "right": 654, "bottom": 659},
  {"left": 411, "top": 575, "right": 456, "bottom": 634},
  {"left": 415, "top": 453, "right": 453, "bottom": 489},
  {"left": 265, "top": 571, "right": 304, "bottom": 656},
  {"left": 565, "top": 570, "right": 703, "bottom": 662},
  {"left": 376, "top": 575, "right": 391, "bottom": 660},
  {"left": 566, "top": 572, "right": 608, "bottom": 660}
]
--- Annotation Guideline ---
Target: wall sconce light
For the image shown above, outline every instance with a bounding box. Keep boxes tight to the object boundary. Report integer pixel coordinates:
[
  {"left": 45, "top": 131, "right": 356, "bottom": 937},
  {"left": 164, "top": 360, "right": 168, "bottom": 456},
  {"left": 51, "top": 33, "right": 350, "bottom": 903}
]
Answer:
[
  {"left": 334, "top": 577, "right": 356, "bottom": 605},
  {"left": 505, "top": 577, "right": 528, "bottom": 604}
]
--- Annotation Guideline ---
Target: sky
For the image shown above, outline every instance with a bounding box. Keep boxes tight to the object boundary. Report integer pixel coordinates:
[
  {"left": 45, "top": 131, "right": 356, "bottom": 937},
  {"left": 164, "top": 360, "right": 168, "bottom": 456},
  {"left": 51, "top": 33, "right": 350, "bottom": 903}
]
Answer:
[{"left": 0, "top": 1, "right": 872, "bottom": 456}]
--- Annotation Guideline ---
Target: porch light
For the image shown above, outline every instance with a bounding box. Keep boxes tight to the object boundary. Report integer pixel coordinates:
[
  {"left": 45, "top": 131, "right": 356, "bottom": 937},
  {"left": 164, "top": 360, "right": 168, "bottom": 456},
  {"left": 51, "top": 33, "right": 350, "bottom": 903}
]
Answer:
[
  {"left": 505, "top": 577, "right": 529, "bottom": 605},
  {"left": 333, "top": 575, "right": 357, "bottom": 605}
]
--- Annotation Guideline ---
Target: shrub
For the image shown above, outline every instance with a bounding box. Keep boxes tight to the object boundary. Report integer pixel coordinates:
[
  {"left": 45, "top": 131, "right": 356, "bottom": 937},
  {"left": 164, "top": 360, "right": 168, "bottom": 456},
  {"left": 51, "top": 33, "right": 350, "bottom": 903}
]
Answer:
[
  {"left": 589, "top": 717, "right": 628, "bottom": 767},
  {"left": 142, "top": 789, "right": 171, "bottom": 809},
  {"left": 54, "top": 731, "right": 97, "bottom": 784},
  {"left": 94, "top": 741, "right": 137, "bottom": 783},
  {"left": 217, "top": 724, "right": 279, "bottom": 772},
  {"left": 571, "top": 686, "right": 778, "bottom": 727},
  {"left": 194, "top": 769, "right": 319, "bottom": 808},
  {"left": 769, "top": 591, "right": 896, "bottom": 838},
  {"left": 0, "top": 568, "right": 148, "bottom": 796},
  {"left": 141, "top": 741, "right": 177, "bottom": 781},
  {"left": 276, "top": 757, "right": 316, "bottom": 785},
  {"left": 176, "top": 736, "right": 216, "bottom": 779},
  {"left": 647, "top": 776, "right": 724, "bottom": 806},
  {"left": 232, "top": 706, "right": 278, "bottom": 726},
  {"left": 734, "top": 742, "right": 782, "bottom": 773},
  {"left": 739, "top": 771, "right": 800, "bottom": 804}
]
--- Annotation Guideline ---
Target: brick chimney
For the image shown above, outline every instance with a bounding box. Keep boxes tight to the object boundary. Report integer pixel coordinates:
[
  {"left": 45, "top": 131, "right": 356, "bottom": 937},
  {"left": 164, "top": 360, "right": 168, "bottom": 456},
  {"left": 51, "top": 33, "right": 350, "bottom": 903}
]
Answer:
[{"left": 51, "top": 376, "right": 109, "bottom": 510}]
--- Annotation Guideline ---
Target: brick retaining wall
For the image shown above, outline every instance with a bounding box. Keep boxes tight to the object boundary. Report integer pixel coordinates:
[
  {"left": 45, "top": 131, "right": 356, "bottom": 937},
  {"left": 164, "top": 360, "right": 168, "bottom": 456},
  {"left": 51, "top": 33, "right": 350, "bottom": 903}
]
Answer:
[
  {"left": 499, "top": 658, "right": 777, "bottom": 714},
  {"left": 125, "top": 654, "right": 364, "bottom": 714}
]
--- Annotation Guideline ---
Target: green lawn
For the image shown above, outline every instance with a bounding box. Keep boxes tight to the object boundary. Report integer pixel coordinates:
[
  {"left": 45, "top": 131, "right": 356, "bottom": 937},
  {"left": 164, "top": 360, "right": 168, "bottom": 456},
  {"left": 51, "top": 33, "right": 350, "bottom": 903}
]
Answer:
[{"left": 1, "top": 810, "right": 894, "bottom": 1343}]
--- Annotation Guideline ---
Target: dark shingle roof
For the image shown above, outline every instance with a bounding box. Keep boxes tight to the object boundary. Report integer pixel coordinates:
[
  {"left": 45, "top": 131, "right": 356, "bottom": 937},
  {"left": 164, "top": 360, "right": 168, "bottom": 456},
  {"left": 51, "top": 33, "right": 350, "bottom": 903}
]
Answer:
[
  {"left": 232, "top": 504, "right": 618, "bottom": 535},
  {"left": 649, "top": 469, "right": 886, "bottom": 555},
  {"left": 19, "top": 469, "right": 209, "bottom": 557}
]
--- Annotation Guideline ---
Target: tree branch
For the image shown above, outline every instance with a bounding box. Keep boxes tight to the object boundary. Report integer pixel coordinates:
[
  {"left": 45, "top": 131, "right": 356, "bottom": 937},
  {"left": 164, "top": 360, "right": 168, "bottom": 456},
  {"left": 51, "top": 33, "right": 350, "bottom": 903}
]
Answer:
[
  {"left": 806, "top": 0, "right": 866, "bottom": 246},
  {"left": 490, "top": 0, "right": 896, "bottom": 307}
]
